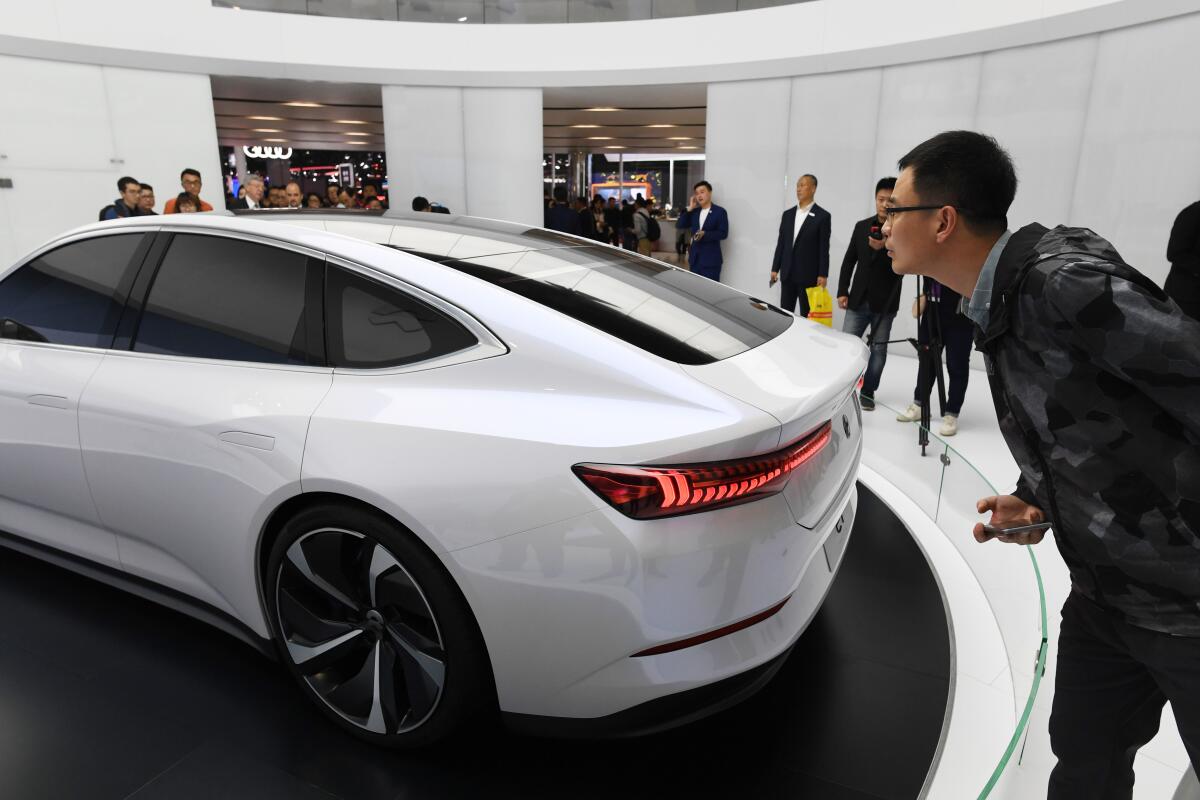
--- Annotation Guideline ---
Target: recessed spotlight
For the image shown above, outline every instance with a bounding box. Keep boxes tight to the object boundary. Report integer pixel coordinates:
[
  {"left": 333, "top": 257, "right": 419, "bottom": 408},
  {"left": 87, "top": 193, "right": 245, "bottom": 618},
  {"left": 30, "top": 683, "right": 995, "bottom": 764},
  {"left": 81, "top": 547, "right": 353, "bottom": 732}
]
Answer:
[
  {"left": 264, "top": 138, "right": 287, "bottom": 142},
  {"left": 334, "top": 120, "right": 369, "bottom": 125},
  {"left": 587, "top": 137, "right": 613, "bottom": 140},
  {"left": 283, "top": 101, "right": 323, "bottom": 108},
  {"left": 570, "top": 124, "right": 601, "bottom": 129},
  {"left": 345, "top": 131, "right": 370, "bottom": 136},
  {"left": 248, "top": 115, "right": 282, "bottom": 121},
  {"left": 667, "top": 137, "right": 693, "bottom": 141},
  {"left": 585, "top": 107, "right": 621, "bottom": 112},
  {"left": 605, "top": 145, "right": 625, "bottom": 149},
  {"left": 646, "top": 124, "right": 677, "bottom": 128},
  {"left": 678, "top": 145, "right": 700, "bottom": 150},
  {"left": 253, "top": 128, "right": 281, "bottom": 133}
]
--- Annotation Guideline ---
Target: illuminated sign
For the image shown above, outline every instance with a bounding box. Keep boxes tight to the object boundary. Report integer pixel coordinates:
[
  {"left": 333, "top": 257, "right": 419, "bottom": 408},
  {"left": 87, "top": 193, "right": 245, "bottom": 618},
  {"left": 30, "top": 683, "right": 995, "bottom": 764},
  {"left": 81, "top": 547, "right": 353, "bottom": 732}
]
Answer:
[{"left": 243, "top": 145, "right": 293, "bottom": 160}]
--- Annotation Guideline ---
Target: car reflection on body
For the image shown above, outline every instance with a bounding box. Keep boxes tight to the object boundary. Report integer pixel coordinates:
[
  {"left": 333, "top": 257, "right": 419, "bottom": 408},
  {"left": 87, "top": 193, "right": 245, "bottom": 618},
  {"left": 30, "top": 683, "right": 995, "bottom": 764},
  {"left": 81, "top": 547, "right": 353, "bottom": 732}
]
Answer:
[{"left": 0, "top": 209, "right": 866, "bottom": 746}]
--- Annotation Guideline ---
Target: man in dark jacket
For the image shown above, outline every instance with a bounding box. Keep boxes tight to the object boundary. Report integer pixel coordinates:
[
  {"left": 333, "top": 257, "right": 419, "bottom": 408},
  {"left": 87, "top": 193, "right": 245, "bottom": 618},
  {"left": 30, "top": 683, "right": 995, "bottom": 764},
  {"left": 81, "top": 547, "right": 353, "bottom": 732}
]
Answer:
[
  {"left": 883, "top": 130, "right": 1200, "bottom": 799},
  {"left": 1165, "top": 199, "right": 1200, "bottom": 319},
  {"left": 544, "top": 187, "right": 581, "bottom": 236},
  {"left": 99, "top": 176, "right": 143, "bottom": 221},
  {"left": 676, "top": 181, "right": 728, "bottom": 281},
  {"left": 770, "top": 174, "right": 832, "bottom": 318},
  {"left": 836, "top": 177, "right": 902, "bottom": 409}
]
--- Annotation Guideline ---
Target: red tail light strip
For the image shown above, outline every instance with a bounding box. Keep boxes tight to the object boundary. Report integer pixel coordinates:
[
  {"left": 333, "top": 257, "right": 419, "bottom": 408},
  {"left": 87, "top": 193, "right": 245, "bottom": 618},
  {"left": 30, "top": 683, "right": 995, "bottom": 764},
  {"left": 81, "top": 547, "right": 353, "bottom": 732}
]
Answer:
[
  {"left": 631, "top": 595, "right": 792, "bottom": 658},
  {"left": 573, "top": 421, "right": 833, "bottom": 520}
]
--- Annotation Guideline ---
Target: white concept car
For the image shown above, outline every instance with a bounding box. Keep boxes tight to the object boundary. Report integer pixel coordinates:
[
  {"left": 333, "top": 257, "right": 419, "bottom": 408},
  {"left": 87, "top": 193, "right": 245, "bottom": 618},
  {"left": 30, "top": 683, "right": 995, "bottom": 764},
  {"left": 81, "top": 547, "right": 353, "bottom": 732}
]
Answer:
[{"left": 0, "top": 210, "right": 867, "bottom": 746}]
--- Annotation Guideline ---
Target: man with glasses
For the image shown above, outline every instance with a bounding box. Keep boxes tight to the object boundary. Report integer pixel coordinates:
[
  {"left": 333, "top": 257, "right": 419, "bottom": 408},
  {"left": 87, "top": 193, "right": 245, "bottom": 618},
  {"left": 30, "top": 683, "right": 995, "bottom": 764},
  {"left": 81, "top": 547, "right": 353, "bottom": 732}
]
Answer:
[
  {"left": 164, "top": 168, "right": 214, "bottom": 213},
  {"left": 882, "top": 130, "right": 1200, "bottom": 799}
]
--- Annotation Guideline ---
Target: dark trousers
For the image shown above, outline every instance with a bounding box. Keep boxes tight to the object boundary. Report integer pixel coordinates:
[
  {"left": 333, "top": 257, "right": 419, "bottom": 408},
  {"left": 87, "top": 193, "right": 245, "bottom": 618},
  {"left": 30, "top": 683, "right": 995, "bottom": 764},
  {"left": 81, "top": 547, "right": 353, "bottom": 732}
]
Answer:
[
  {"left": 780, "top": 281, "right": 811, "bottom": 317},
  {"left": 691, "top": 263, "right": 721, "bottom": 282},
  {"left": 1048, "top": 591, "right": 1200, "bottom": 799},
  {"left": 914, "top": 309, "right": 972, "bottom": 415}
]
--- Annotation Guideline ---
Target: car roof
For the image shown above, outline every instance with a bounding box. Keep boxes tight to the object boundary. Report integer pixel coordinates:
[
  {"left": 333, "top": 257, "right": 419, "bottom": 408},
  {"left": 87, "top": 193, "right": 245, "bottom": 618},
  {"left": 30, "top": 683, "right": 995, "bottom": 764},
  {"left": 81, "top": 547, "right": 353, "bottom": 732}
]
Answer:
[{"left": 67, "top": 209, "right": 593, "bottom": 262}]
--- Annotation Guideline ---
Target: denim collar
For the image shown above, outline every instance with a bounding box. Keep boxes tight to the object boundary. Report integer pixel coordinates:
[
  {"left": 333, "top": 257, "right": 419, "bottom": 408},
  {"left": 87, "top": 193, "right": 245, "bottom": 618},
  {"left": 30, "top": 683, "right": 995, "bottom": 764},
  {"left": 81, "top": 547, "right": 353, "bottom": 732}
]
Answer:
[{"left": 962, "top": 230, "right": 1012, "bottom": 332}]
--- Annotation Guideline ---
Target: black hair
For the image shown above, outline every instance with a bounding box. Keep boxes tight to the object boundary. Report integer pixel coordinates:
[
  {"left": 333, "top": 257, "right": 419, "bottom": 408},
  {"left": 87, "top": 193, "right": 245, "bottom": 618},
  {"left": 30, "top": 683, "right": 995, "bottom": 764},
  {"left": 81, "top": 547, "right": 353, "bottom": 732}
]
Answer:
[
  {"left": 174, "top": 192, "right": 200, "bottom": 210},
  {"left": 552, "top": 186, "right": 568, "bottom": 203},
  {"left": 800, "top": 174, "right": 818, "bottom": 187},
  {"left": 875, "top": 176, "right": 896, "bottom": 193},
  {"left": 180, "top": 168, "right": 201, "bottom": 181},
  {"left": 693, "top": 180, "right": 712, "bottom": 192},
  {"left": 635, "top": 198, "right": 647, "bottom": 208},
  {"left": 411, "top": 195, "right": 430, "bottom": 212},
  {"left": 139, "top": 183, "right": 153, "bottom": 193},
  {"left": 897, "top": 130, "right": 1016, "bottom": 235},
  {"left": 118, "top": 176, "right": 139, "bottom": 192}
]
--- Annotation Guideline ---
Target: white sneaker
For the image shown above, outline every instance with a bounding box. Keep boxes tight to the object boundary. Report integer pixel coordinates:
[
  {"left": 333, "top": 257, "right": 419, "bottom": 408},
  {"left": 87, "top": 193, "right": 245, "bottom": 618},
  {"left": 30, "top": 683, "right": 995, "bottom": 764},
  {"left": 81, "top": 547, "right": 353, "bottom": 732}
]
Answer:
[
  {"left": 939, "top": 414, "right": 959, "bottom": 437},
  {"left": 896, "top": 402, "right": 921, "bottom": 422}
]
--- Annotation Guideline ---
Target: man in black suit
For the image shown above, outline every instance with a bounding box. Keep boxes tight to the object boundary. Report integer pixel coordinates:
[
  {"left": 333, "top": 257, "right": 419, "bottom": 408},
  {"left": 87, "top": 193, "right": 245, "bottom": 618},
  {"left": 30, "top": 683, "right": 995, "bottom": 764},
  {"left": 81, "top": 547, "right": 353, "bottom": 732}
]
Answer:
[
  {"left": 770, "top": 174, "right": 832, "bottom": 317},
  {"left": 1165, "top": 198, "right": 1200, "bottom": 319},
  {"left": 836, "top": 177, "right": 903, "bottom": 410},
  {"left": 228, "top": 174, "right": 264, "bottom": 209}
]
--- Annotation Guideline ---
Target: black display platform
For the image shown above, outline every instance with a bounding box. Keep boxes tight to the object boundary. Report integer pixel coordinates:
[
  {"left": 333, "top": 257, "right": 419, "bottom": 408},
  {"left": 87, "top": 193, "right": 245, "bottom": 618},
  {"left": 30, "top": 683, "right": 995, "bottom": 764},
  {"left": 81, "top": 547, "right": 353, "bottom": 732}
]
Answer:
[{"left": 0, "top": 484, "right": 950, "bottom": 800}]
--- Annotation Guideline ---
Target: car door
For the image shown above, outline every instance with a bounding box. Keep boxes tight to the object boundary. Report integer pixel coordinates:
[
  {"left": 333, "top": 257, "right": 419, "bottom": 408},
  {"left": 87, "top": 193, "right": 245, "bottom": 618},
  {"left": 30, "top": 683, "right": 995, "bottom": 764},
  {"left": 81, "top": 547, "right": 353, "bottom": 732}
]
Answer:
[
  {"left": 77, "top": 231, "right": 332, "bottom": 630},
  {"left": 0, "top": 231, "right": 151, "bottom": 567}
]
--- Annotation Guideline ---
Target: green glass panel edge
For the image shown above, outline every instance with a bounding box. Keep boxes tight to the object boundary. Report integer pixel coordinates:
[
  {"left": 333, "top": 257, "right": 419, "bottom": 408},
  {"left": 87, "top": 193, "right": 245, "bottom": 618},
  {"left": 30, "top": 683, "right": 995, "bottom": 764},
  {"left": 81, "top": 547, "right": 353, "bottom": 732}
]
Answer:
[{"left": 873, "top": 397, "right": 1049, "bottom": 796}]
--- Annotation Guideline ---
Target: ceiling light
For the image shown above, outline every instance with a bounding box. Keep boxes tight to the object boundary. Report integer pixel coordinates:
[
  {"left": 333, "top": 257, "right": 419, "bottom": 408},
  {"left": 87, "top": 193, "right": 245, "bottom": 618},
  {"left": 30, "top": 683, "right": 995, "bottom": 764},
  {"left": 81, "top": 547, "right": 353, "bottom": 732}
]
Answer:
[
  {"left": 667, "top": 137, "right": 694, "bottom": 141},
  {"left": 585, "top": 107, "right": 621, "bottom": 112},
  {"left": 646, "top": 124, "right": 677, "bottom": 128},
  {"left": 458, "top": 16, "right": 468, "bottom": 21},
  {"left": 587, "top": 137, "right": 613, "bottom": 140},
  {"left": 570, "top": 124, "right": 601, "bottom": 129},
  {"left": 248, "top": 115, "right": 282, "bottom": 121},
  {"left": 264, "top": 138, "right": 287, "bottom": 142},
  {"left": 345, "top": 131, "right": 370, "bottom": 136},
  {"left": 334, "top": 119, "right": 368, "bottom": 125},
  {"left": 283, "top": 101, "right": 323, "bottom": 108},
  {"left": 678, "top": 145, "right": 700, "bottom": 150},
  {"left": 605, "top": 145, "right": 625, "bottom": 149},
  {"left": 253, "top": 128, "right": 281, "bottom": 133}
]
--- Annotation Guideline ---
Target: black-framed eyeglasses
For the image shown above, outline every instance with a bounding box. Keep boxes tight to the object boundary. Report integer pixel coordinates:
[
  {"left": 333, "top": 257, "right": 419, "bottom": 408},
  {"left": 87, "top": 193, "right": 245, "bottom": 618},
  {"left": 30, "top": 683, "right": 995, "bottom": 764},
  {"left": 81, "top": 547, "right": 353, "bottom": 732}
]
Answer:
[{"left": 883, "top": 204, "right": 973, "bottom": 219}]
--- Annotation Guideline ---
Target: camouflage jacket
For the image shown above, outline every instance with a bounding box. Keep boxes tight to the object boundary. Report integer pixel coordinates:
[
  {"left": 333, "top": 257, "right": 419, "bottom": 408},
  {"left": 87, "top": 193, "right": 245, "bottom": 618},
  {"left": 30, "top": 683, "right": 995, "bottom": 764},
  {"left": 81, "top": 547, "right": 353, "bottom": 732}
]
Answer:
[{"left": 976, "top": 224, "right": 1200, "bottom": 635}]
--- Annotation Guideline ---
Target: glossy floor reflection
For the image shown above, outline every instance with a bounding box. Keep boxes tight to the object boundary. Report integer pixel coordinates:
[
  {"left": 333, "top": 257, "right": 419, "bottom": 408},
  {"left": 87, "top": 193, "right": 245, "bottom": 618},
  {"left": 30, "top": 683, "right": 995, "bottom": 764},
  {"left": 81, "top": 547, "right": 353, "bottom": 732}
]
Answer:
[{"left": 0, "top": 485, "right": 949, "bottom": 800}]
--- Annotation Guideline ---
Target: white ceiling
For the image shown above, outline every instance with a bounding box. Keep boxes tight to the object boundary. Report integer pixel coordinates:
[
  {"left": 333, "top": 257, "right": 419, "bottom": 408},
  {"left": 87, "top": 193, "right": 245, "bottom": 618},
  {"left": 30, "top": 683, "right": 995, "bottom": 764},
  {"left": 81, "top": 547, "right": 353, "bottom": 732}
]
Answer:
[{"left": 211, "top": 76, "right": 706, "bottom": 154}]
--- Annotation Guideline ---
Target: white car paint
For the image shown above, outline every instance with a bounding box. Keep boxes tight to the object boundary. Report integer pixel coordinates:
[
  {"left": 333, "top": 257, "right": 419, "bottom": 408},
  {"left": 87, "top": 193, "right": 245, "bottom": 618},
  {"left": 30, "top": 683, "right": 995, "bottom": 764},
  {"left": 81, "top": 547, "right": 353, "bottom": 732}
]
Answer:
[{"left": 0, "top": 211, "right": 868, "bottom": 724}]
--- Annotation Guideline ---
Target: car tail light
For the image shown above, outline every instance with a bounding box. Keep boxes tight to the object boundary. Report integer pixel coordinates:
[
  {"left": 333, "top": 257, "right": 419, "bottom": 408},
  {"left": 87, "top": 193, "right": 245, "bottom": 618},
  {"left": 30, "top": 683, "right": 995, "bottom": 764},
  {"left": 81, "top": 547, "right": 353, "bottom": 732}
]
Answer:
[{"left": 573, "top": 421, "right": 832, "bottom": 520}]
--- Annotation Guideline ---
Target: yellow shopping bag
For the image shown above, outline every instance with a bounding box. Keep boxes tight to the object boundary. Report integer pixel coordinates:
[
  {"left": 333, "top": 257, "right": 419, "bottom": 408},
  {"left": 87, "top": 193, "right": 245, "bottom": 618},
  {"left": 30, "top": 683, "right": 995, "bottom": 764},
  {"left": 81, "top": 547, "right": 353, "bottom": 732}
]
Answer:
[{"left": 805, "top": 285, "right": 834, "bottom": 327}]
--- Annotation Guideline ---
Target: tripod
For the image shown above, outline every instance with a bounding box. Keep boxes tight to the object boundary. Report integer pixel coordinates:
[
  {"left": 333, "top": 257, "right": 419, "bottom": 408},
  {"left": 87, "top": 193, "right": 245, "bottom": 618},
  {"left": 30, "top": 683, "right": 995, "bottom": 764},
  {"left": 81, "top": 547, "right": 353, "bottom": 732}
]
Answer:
[{"left": 908, "top": 278, "right": 947, "bottom": 457}]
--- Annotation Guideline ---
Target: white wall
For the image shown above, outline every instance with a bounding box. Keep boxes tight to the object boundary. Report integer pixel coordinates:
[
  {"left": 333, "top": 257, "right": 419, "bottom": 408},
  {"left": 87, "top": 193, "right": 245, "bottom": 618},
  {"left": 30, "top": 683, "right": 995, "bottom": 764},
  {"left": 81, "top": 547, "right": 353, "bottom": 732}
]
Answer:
[
  {"left": 706, "top": 12, "right": 1200, "bottom": 374},
  {"left": 0, "top": 55, "right": 222, "bottom": 262},
  {"left": 382, "top": 86, "right": 543, "bottom": 226}
]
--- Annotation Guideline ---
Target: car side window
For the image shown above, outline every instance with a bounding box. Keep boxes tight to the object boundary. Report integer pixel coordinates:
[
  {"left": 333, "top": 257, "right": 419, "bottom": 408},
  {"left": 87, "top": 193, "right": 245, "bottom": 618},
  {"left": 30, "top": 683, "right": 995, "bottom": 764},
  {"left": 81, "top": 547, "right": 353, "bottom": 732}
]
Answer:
[
  {"left": 134, "top": 234, "right": 313, "bottom": 365},
  {"left": 326, "top": 266, "right": 476, "bottom": 369},
  {"left": 0, "top": 233, "right": 146, "bottom": 348}
]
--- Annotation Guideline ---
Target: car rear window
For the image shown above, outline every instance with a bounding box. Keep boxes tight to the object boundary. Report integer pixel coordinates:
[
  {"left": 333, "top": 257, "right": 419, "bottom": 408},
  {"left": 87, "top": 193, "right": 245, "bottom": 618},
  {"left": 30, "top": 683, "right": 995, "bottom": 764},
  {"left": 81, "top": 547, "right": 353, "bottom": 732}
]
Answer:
[{"left": 417, "top": 245, "right": 792, "bottom": 365}]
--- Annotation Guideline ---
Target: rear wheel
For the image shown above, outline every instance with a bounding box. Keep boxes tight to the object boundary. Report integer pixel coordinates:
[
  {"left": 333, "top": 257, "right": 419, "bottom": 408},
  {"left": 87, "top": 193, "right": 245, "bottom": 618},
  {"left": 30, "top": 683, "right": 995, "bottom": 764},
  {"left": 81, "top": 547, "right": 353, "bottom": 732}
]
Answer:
[{"left": 265, "top": 505, "right": 490, "bottom": 747}]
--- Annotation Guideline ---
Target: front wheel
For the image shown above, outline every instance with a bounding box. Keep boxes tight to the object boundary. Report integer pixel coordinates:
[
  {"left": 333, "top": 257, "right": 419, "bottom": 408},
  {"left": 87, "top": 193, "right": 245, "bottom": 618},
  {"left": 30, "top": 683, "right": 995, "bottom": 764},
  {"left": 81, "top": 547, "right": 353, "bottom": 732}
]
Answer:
[{"left": 265, "top": 505, "right": 491, "bottom": 748}]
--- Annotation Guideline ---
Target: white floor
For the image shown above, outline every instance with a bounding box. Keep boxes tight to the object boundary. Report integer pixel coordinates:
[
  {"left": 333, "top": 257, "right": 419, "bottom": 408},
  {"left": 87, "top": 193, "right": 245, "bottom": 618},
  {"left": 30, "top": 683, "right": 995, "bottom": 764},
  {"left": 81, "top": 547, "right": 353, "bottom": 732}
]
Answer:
[{"left": 861, "top": 352, "right": 1189, "bottom": 799}]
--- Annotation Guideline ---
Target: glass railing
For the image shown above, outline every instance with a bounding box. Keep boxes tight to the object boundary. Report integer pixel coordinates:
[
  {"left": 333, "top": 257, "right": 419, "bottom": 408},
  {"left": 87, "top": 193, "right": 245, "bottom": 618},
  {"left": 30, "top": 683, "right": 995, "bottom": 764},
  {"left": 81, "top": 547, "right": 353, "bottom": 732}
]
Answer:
[
  {"left": 211, "top": 0, "right": 812, "bottom": 24},
  {"left": 864, "top": 397, "right": 1049, "bottom": 799}
]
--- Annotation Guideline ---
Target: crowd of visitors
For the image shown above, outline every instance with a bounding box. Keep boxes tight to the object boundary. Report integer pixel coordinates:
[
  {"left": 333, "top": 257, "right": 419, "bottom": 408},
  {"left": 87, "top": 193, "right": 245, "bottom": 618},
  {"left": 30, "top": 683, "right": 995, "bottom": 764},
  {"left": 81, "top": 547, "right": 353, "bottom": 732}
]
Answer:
[
  {"left": 542, "top": 186, "right": 665, "bottom": 254},
  {"left": 99, "top": 168, "right": 395, "bottom": 220}
]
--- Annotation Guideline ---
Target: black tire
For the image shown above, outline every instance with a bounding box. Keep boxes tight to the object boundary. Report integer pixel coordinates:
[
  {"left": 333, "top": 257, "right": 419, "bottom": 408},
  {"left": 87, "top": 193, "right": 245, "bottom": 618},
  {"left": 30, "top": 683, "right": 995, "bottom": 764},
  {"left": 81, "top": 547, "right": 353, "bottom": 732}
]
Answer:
[{"left": 265, "top": 503, "right": 492, "bottom": 748}]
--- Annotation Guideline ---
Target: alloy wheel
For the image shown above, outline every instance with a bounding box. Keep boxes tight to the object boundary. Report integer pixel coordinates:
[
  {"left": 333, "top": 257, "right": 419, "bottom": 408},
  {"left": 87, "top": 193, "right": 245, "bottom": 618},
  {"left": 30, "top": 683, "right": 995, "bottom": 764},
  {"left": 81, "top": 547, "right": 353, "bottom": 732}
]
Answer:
[{"left": 275, "top": 527, "right": 446, "bottom": 734}]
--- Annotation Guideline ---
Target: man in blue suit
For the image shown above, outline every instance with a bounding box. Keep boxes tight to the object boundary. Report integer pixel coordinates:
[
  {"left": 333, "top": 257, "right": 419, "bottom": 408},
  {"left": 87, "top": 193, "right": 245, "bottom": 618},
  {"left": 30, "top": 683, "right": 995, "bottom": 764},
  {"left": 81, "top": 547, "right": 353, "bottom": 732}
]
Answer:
[
  {"left": 675, "top": 181, "right": 729, "bottom": 281},
  {"left": 770, "top": 174, "right": 832, "bottom": 317}
]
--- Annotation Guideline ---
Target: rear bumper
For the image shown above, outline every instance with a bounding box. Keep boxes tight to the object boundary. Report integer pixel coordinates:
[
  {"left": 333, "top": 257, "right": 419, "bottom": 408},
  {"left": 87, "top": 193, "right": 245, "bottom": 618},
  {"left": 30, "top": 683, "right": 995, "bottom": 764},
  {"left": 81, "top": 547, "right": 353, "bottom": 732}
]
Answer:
[
  {"left": 445, "top": 477, "right": 858, "bottom": 722},
  {"left": 501, "top": 641, "right": 792, "bottom": 739}
]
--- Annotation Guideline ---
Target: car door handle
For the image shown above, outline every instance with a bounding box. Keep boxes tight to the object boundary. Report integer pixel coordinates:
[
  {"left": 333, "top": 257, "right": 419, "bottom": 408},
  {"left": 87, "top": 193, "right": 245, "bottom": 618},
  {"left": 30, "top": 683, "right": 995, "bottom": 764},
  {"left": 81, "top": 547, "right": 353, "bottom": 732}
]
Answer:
[
  {"left": 217, "top": 431, "right": 276, "bottom": 452},
  {"left": 27, "top": 394, "right": 70, "bottom": 410}
]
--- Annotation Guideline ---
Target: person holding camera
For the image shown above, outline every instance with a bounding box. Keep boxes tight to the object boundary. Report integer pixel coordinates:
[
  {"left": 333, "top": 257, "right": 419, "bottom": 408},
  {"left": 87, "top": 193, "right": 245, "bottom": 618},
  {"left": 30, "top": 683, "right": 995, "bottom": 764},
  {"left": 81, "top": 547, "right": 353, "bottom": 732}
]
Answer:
[
  {"left": 770, "top": 174, "right": 831, "bottom": 317},
  {"left": 836, "top": 177, "right": 902, "bottom": 410},
  {"left": 675, "top": 181, "right": 728, "bottom": 281},
  {"left": 883, "top": 130, "right": 1200, "bottom": 799}
]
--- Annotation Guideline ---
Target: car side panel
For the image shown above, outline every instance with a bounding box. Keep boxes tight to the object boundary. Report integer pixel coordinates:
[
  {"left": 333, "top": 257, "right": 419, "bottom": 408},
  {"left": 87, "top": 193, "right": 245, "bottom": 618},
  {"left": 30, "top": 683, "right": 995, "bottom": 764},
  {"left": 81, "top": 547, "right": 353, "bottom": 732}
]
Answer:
[{"left": 77, "top": 351, "right": 332, "bottom": 634}]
